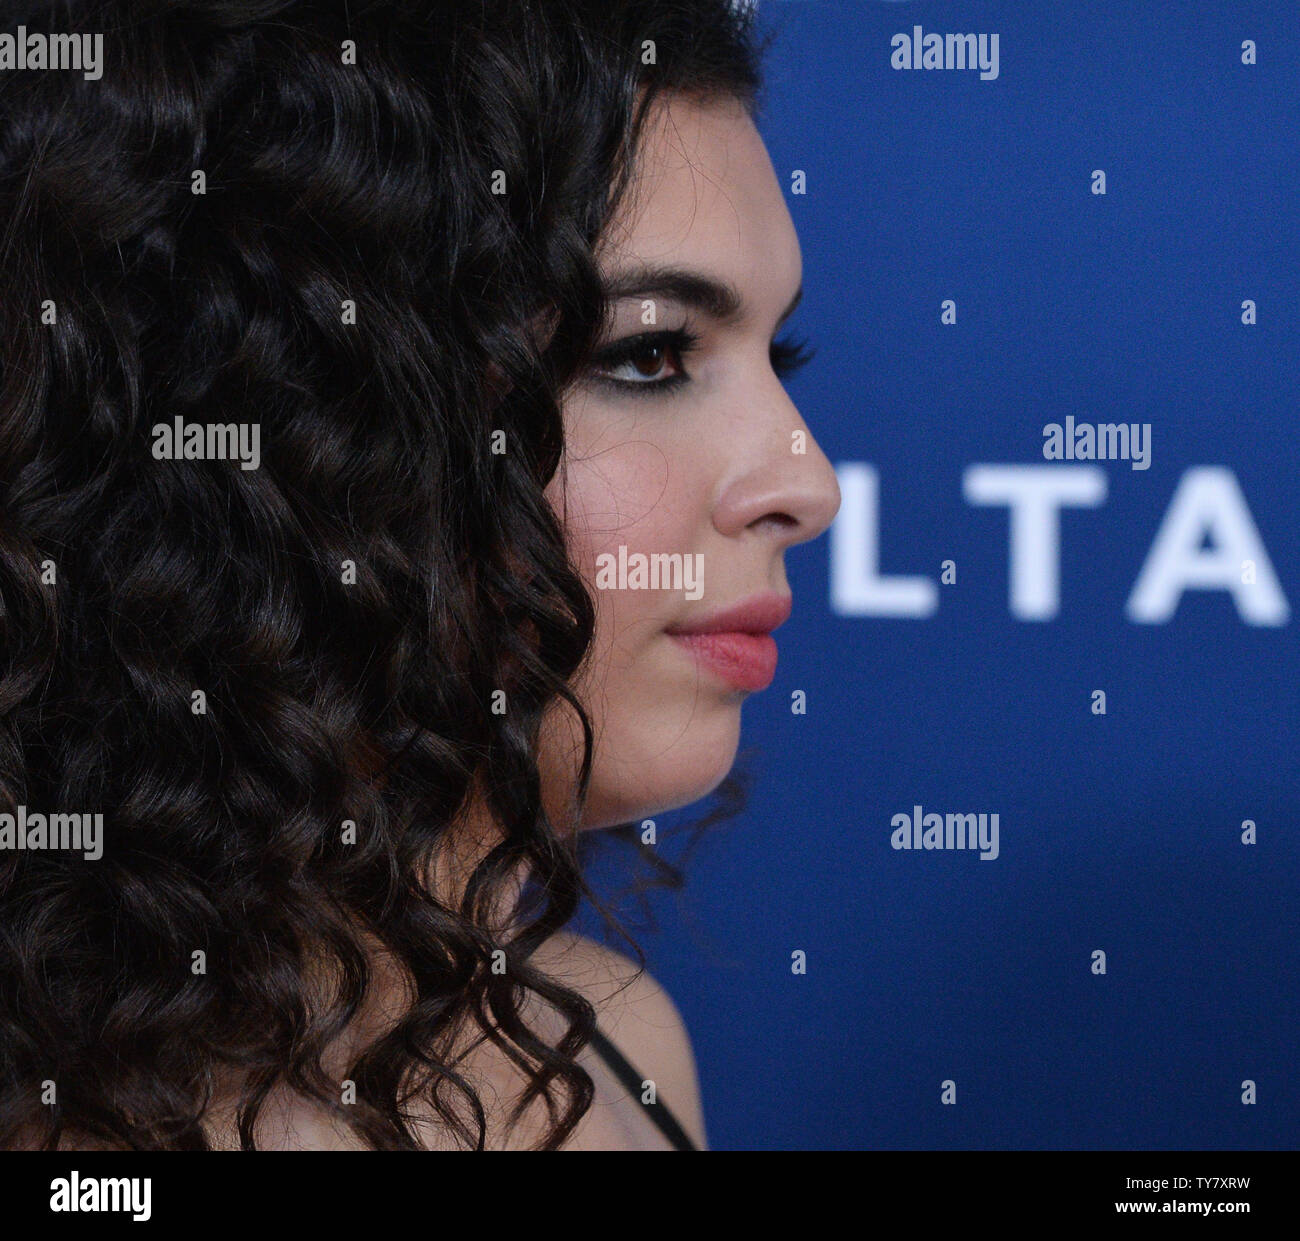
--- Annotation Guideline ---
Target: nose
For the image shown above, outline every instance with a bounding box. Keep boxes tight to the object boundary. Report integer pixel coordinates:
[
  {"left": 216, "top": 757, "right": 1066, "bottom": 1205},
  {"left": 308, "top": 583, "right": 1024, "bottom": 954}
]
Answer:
[{"left": 711, "top": 388, "right": 841, "bottom": 549}]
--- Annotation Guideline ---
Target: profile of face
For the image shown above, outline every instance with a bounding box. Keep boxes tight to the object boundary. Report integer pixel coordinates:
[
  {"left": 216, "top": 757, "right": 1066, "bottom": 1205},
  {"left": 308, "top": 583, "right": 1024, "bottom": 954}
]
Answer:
[{"left": 541, "top": 94, "right": 841, "bottom": 831}]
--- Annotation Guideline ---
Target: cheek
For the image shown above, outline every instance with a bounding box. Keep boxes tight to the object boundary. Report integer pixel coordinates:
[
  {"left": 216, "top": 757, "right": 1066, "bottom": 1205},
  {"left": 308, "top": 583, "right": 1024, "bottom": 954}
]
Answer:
[
  {"left": 552, "top": 435, "right": 682, "bottom": 691},
  {"left": 551, "top": 427, "right": 706, "bottom": 623},
  {"left": 554, "top": 435, "right": 674, "bottom": 561},
  {"left": 541, "top": 421, "right": 740, "bottom": 829}
]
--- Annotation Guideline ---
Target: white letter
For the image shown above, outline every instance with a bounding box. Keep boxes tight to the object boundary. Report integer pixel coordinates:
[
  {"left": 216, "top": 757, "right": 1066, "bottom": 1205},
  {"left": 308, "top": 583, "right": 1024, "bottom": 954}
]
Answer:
[
  {"left": 830, "top": 464, "right": 937, "bottom": 617},
  {"left": 1127, "top": 467, "right": 1289, "bottom": 625},
  {"left": 963, "top": 465, "right": 1106, "bottom": 620}
]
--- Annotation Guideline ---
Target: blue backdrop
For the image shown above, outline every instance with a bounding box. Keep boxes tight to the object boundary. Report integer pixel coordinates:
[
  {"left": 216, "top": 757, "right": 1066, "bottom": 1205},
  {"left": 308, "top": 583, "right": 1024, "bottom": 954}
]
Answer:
[{"left": 577, "top": 0, "right": 1299, "bottom": 1150}]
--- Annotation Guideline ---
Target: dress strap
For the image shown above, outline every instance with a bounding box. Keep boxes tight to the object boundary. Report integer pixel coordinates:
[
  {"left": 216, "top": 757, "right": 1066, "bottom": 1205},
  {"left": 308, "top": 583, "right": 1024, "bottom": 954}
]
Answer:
[{"left": 587, "top": 1027, "right": 698, "bottom": 1151}]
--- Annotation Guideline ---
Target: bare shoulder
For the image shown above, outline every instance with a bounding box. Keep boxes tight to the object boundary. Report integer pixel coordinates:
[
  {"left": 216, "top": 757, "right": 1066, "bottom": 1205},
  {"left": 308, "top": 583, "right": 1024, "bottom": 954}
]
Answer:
[{"left": 534, "top": 930, "right": 708, "bottom": 1149}]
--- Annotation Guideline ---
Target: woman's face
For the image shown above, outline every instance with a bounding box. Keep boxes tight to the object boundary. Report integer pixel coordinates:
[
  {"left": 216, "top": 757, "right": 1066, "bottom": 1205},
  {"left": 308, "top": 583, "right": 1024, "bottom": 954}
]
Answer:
[{"left": 541, "top": 93, "right": 840, "bottom": 831}]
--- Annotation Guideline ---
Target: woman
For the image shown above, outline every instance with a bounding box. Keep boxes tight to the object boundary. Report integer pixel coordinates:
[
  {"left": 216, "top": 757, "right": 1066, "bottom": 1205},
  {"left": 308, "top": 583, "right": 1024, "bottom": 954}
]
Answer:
[{"left": 0, "top": 0, "right": 839, "bottom": 1150}]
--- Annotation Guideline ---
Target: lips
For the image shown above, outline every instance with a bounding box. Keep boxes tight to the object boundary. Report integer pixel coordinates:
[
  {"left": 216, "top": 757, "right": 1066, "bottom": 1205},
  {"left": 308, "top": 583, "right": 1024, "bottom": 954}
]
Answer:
[{"left": 664, "top": 592, "right": 792, "bottom": 692}]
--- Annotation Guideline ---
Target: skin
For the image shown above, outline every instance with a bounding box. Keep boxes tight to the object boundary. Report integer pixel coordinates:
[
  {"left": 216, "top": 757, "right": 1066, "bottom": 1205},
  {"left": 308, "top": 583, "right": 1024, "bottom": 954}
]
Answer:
[
  {"left": 196, "top": 92, "right": 840, "bottom": 1152},
  {"left": 540, "top": 91, "right": 841, "bottom": 832},
  {"left": 532, "top": 92, "right": 840, "bottom": 1148}
]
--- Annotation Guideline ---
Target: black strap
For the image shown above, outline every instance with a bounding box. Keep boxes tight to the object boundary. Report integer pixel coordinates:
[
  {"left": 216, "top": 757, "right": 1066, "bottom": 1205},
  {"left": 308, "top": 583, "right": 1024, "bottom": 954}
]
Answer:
[{"left": 587, "top": 1027, "right": 698, "bottom": 1151}]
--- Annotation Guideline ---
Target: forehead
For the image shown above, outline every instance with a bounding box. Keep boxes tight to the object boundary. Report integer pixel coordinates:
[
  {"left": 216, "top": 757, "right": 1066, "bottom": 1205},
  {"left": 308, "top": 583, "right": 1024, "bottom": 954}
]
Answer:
[{"left": 598, "top": 94, "right": 800, "bottom": 300}]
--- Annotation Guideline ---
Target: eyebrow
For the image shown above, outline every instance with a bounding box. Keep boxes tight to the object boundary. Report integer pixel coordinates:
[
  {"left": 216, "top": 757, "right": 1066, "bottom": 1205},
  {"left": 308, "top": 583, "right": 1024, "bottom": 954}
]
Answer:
[{"left": 599, "top": 262, "right": 803, "bottom": 331}]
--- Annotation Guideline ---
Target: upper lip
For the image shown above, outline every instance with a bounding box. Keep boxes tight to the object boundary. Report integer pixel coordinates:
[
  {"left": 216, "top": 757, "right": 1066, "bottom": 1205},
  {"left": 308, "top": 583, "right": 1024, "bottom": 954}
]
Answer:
[{"left": 665, "top": 591, "right": 793, "bottom": 636}]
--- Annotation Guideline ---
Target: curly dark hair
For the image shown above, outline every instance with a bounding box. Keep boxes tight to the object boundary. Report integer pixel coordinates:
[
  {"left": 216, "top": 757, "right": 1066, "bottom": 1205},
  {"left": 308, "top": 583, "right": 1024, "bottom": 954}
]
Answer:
[{"left": 0, "top": 0, "right": 765, "bottom": 1149}]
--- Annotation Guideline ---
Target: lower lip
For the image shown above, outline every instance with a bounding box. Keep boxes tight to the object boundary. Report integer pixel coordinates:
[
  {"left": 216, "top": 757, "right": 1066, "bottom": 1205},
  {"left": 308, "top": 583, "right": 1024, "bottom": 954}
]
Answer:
[{"left": 667, "top": 631, "right": 778, "bottom": 692}]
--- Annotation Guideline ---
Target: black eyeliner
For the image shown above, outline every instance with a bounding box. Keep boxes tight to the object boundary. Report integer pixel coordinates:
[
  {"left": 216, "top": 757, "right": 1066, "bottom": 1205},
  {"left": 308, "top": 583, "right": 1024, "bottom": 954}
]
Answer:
[
  {"left": 588, "top": 327, "right": 816, "bottom": 396},
  {"left": 589, "top": 327, "right": 701, "bottom": 397}
]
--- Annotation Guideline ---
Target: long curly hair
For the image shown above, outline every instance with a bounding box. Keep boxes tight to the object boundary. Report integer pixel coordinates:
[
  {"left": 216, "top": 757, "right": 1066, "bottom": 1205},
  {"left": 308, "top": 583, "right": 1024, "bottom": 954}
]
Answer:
[{"left": 0, "top": 0, "right": 764, "bottom": 1149}]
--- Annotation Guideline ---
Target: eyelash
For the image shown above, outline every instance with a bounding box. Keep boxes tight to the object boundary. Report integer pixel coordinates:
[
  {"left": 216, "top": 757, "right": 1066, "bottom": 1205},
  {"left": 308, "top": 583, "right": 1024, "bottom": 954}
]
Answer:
[{"left": 588, "top": 327, "right": 816, "bottom": 398}]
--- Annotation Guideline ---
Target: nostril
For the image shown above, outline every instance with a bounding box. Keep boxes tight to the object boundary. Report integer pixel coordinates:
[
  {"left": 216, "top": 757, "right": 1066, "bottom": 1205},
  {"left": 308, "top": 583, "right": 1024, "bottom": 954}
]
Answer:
[{"left": 748, "top": 512, "right": 800, "bottom": 535}]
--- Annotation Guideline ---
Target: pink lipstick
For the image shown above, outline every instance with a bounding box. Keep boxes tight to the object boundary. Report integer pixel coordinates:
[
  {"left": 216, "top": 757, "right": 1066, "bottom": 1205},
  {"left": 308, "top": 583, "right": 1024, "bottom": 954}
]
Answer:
[{"left": 664, "top": 592, "right": 792, "bottom": 692}]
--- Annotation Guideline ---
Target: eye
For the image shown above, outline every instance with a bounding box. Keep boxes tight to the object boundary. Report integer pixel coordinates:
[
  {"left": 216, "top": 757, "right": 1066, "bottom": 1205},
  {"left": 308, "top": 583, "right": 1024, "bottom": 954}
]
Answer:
[
  {"left": 589, "top": 328, "right": 699, "bottom": 395},
  {"left": 585, "top": 328, "right": 816, "bottom": 398}
]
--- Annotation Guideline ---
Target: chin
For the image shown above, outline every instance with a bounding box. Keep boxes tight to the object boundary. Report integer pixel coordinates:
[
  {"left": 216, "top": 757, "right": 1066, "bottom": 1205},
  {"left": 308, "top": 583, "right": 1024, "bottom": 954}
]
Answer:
[{"left": 580, "top": 711, "right": 743, "bottom": 830}]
